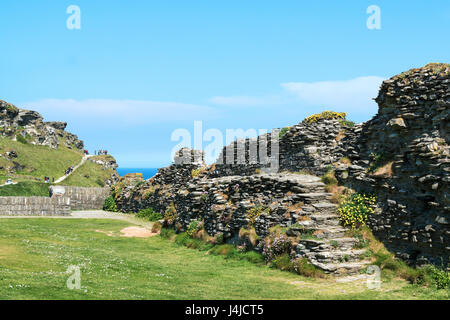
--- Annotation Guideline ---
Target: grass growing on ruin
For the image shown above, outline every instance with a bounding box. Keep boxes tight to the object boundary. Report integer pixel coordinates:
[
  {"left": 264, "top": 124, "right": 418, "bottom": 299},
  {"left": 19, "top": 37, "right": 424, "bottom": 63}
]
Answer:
[
  {"left": 59, "top": 160, "right": 115, "bottom": 188},
  {"left": 347, "top": 226, "right": 450, "bottom": 290},
  {"left": 0, "top": 218, "right": 448, "bottom": 300}
]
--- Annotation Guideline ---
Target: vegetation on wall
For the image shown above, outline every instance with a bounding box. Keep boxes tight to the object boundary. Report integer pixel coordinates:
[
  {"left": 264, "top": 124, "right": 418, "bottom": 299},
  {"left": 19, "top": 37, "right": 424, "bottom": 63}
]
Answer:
[
  {"left": 337, "top": 193, "right": 376, "bottom": 229},
  {"left": 279, "top": 126, "right": 292, "bottom": 139},
  {"left": 136, "top": 207, "right": 162, "bottom": 221},
  {"left": 303, "top": 111, "right": 347, "bottom": 124},
  {"left": 103, "top": 195, "right": 117, "bottom": 212}
]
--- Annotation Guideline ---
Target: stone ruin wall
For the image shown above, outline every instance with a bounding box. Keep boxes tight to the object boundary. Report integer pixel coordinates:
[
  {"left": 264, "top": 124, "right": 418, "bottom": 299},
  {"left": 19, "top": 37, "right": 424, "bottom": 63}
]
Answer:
[
  {"left": 50, "top": 186, "right": 110, "bottom": 210},
  {"left": 114, "top": 63, "right": 449, "bottom": 269},
  {"left": 0, "top": 196, "right": 71, "bottom": 216},
  {"left": 334, "top": 64, "right": 450, "bottom": 267},
  {"left": 0, "top": 186, "right": 111, "bottom": 216}
]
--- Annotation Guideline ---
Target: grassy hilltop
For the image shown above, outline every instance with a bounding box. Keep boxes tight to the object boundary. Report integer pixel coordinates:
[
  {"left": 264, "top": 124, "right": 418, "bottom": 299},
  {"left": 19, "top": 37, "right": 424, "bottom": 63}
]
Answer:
[
  {"left": 0, "top": 137, "right": 117, "bottom": 195},
  {"left": 0, "top": 100, "right": 118, "bottom": 196}
]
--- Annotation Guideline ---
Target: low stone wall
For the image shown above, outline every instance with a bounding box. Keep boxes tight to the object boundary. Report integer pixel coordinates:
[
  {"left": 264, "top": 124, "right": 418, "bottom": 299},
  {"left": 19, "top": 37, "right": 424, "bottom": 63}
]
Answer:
[
  {"left": 52, "top": 186, "right": 110, "bottom": 210},
  {"left": 0, "top": 196, "right": 71, "bottom": 216}
]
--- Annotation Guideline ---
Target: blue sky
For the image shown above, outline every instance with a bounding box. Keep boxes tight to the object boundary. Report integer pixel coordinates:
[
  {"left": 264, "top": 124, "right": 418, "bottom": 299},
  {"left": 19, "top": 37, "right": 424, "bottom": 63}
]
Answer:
[{"left": 1, "top": 0, "right": 449, "bottom": 167}]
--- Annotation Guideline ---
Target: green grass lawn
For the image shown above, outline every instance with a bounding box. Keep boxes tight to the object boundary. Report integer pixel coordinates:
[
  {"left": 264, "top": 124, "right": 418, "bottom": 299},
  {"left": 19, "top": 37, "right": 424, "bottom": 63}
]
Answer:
[
  {"left": 0, "top": 136, "right": 83, "bottom": 184},
  {"left": 0, "top": 182, "right": 50, "bottom": 197},
  {"left": 58, "top": 160, "right": 115, "bottom": 188},
  {"left": 0, "top": 218, "right": 448, "bottom": 300}
]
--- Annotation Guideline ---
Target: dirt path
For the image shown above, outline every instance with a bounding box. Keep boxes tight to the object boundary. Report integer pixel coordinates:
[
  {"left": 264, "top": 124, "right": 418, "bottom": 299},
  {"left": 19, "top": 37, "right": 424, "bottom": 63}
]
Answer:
[
  {"left": 54, "top": 155, "right": 94, "bottom": 184},
  {"left": 0, "top": 210, "right": 154, "bottom": 229}
]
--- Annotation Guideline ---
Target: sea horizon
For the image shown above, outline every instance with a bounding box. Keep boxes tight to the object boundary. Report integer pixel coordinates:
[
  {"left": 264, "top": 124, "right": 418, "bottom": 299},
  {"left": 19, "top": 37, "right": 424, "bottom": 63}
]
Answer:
[{"left": 116, "top": 168, "right": 158, "bottom": 180}]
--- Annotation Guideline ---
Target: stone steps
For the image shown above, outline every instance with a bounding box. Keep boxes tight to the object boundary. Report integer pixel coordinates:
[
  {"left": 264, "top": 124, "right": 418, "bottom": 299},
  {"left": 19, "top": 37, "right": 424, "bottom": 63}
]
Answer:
[
  {"left": 311, "top": 261, "right": 372, "bottom": 275},
  {"left": 296, "top": 193, "right": 331, "bottom": 204},
  {"left": 305, "top": 249, "right": 367, "bottom": 264},
  {"left": 290, "top": 189, "right": 371, "bottom": 276},
  {"left": 310, "top": 214, "right": 341, "bottom": 226}
]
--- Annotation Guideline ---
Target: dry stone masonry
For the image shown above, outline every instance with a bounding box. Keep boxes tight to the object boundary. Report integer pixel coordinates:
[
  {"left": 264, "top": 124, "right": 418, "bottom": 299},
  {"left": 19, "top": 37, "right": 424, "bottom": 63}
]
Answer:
[
  {"left": 334, "top": 63, "right": 450, "bottom": 267},
  {"left": 0, "top": 196, "right": 71, "bottom": 216},
  {"left": 114, "top": 63, "right": 449, "bottom": 273},
  {"left": 0, "top": 186, "right": 110, "bottom": 216},
  {"left": 51, "top": 186, "right": 110, "bottom": 210}
]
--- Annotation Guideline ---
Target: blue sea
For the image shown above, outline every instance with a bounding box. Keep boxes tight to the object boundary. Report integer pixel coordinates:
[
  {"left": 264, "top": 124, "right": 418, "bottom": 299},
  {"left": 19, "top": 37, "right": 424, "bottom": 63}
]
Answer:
[{"left": 116, "top": 168, "right": 158, "bottom": 180}]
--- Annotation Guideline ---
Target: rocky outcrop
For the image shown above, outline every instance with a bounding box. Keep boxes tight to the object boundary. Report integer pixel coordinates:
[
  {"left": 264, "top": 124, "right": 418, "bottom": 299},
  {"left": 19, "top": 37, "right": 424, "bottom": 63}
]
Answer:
[{"left": 0, "top": 100, "right": 84, "bottom": 150}]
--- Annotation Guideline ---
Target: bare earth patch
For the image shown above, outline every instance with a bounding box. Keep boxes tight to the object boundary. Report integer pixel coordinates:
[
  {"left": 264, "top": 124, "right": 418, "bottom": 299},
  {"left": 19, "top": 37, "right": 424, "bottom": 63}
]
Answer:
[{"left": 120, "top": 226, "right": 157, "bottom": 238}]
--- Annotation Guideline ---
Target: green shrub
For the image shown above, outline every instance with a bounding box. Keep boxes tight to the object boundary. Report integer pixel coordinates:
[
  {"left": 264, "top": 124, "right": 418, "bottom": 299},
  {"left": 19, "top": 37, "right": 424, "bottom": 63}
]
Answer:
[
  {"left": 239, "top": 251, "right": 265, "bottom": 265},
  {"left": 214, "top": 233, "right": 225, "bottom": 244},
  {"left": 160, "top": 228, "right": 176, "bottom": 239},
  {"left": 329, "top": 240, "right": 339, "bottom": 249},
  {"left": 427, "top": 266, "right": 450, "bottom": 290},
  {"left": 279, "top": 127, "right": 291, "bottom": 139},
  {"left": 209, "top": 244, "right": 238, "bottom": 258},
  {"left": 103, "top": 195, "right": 117, "bottom": 212},
  {"left": 339, "top": 119, "right": 355, "bottom": 127},
  {"left": 136, "top": 208, "right": 162, "bottom": 221},
  {"left": 270, "top": 253, "right": 294, "bottom": 272},
  {"left": 186, "top": 220, "right": 202, "bottom": 237},
  {"left": 321, "top": 170, "right": 338, "bottom": 186},
  {"left": 337, "top": 193, "right": 376, "bottom": 229},
  {"left": 293, "top": 258, "right": 326, "bottom": 278},
  {"left": 174, "top": 232, "right": 191, "bottom": 246}
]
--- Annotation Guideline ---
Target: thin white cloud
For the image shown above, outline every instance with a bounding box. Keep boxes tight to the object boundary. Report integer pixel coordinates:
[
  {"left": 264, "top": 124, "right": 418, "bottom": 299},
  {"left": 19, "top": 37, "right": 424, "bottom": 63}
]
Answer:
[
  {"left": 281, "top": 76, "right": 385, "bottom": 113},
  {"left": 22, "top": 99, "right": 220, "bottom": 125}
]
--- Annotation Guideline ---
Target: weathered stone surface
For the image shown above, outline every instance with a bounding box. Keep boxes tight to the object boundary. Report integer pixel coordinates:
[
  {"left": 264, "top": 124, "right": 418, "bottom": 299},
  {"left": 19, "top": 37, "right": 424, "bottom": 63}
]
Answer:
[
  {"left": 50, "top": 186, "right": 110, "bottom": 210},
  {"left": 0, "top": 196, "right": 71, "bottom": 216},
  {"left": 0, "top": 100, "right": 84, "bottom": 150},
  {"left": 114, "top": 63, "right": 450, "bottom": 272}
]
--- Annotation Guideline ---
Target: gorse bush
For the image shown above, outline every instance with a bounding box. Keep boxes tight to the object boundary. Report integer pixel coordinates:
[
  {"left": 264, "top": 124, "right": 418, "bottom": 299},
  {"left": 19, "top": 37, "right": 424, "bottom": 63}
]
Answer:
[
  {"left": 186, "top": 220, "right": 202, "bottom": 237},
  {"left": 191, "top": 168, "right": 205, "bottom": 178},
  {"left": 246, "top": 205, "right": 269, "bottom": 225},
  {"left": 136, "top": 208, "right": 162, "bottom": 221},
  {"left": 304, "top": 111, "right": 347, "bottom": 124},
  {"left": 338, "top": 193, "right": 376, "bottom": 229},
  {"left": 103, "top": 195, "right": 117, "bottom": 212}
]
